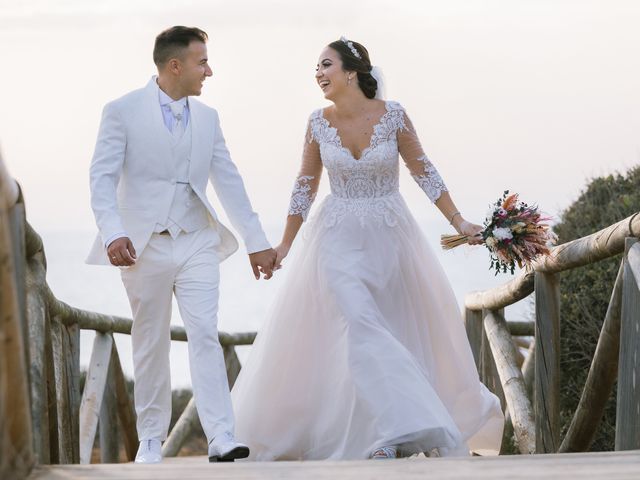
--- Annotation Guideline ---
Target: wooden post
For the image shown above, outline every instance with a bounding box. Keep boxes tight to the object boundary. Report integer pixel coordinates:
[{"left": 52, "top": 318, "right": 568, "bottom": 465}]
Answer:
[
  {"left": 26, "top": 262, "right": 50, "bottom": 464},
  {"left": 534, "top": 271, "right": 560, "bottom": 453},
  {"left": 465, "top": 308, "right": 483, "bottom": 374},
  {"left": 560, "top": 261, "right": 624, "bottom": 452},
  {"left": 507, "top": 321, "right": 535, "bottom": 337},
  {"left": 483, "top": 310, "right": 536, "bottom": 454},
  {"left": 162, "top": 397, "right": 199, "bottom": 458},
  {"left": 111, "top": 344, "right": 138, "bottom": 462},
  {"left": 44, "top": 311, "right": 60, "bottom": 464},
  {"left": 615, "top": 238, "right": 640, "bottom": 450},
  {"left": 522, "top": 341, "right": 535, "bottom": 405},
  {"left": 9, "top": 200, "right": 29, "bottom": 373},
  {"left": 65, "top": 323, "right": 81, "bottom": 463},
  {"left": 50, "top": 315, "right": 75, "bottom": 463},
  {"left": 0, "top": 174, "right": 34, "bottom": 479},
  {"left": 223, "top": 345, "right": 242, "bottom": 388},
  {"left": 481, "top": 309, "right": 506, "bottom": 411},
  {"left": 99, "top": 357, "right": 119, "bottom": 463},
  {"left": 79, "top": 332, "right": 113, "bottom": 464}
]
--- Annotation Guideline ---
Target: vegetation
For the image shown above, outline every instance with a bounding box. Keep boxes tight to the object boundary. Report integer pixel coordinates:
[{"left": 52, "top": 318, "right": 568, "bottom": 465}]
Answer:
[{"left": 553, "top": 165, "right": 640, "bottom": 450}]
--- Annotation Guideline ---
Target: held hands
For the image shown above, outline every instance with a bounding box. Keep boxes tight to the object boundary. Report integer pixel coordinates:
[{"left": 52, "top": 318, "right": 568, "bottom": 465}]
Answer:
[
  {"left": 274, "top": 243, "right": 291, "bottom": 270},
  {"left": 249, "top": 248, "right": 278, "bottom": 280},
  {"left": 107, "top": 237, "right": 137, "bottom": 266}
]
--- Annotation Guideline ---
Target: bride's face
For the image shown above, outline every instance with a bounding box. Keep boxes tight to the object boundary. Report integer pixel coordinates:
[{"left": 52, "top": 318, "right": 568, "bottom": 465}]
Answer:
[{"left": 316, "top": 47, "right": 351, "bottom": 101}]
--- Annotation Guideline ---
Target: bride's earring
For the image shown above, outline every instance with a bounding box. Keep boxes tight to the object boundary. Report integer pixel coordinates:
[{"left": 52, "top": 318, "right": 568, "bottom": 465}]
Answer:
[{"left": 347, "top": 75, "right": 352, "bottom": 85}]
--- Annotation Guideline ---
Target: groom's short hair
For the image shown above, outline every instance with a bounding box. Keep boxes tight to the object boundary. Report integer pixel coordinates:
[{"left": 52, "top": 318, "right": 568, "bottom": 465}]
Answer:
[{"left": 153, "top": 26, "right": 208, "bottom": 67}]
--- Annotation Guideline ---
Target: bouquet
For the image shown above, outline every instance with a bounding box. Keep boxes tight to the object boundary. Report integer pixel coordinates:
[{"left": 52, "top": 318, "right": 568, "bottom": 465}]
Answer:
[{"left": 441, "top": 191, "right": 557, "bottom": 275}]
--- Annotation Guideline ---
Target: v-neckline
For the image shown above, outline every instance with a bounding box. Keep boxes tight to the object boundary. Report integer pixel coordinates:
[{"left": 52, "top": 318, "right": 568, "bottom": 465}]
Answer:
[{"left": 320, "top": 101, "right": 390, "bottom": 161}]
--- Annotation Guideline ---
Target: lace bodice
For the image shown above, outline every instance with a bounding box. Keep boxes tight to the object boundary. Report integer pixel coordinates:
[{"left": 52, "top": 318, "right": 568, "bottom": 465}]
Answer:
[{"left": 288, "top": 101, "right": 447, "bottom": 224}]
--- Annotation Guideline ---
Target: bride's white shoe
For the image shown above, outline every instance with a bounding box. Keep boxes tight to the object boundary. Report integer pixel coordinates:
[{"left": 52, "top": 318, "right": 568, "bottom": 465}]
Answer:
[
  {"left": 425, "top": 447, "right": 441, "bottom": 457},
  {"left": 370, "top": 446, "right": 398, "bottom": 459}
]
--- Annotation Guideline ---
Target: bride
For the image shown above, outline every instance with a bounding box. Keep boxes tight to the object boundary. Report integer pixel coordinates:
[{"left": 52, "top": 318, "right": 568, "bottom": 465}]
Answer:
[{"left": 231, "top": 37, "right": 504, "bottom": 460}]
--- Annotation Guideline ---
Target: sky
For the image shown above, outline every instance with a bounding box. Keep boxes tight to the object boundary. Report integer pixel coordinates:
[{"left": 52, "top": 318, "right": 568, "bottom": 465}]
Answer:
[
  {"left": 1, "top": 0, "right": 639, "bottom": 232},
  {"left": 1, "top": 0, "right": 639, "bottom": 385}
]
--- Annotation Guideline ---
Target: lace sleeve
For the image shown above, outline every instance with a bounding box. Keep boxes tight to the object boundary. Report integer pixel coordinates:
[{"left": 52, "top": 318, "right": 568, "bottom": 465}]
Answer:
[
  {"left": 288, "top": 117, "right": 323, "bottom": 221},
  {"left": 397, "top": 109, "right": 448, "bottom": 203}
]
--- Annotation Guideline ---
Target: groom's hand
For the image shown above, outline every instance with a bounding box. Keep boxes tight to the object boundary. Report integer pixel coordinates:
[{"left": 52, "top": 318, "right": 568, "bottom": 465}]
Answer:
[
  {"left": 107, "top": 237, "right": 137, "bottom": 267},
  {"left": 249, "top": 248, "right": 277, "bottom": 280}
]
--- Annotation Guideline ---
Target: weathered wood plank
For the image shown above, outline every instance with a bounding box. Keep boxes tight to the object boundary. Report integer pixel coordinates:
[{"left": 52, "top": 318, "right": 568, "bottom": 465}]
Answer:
[
  {"left": 522, "top": 340, "right": 535, "bottom": 405},
  {"left": 223, "top": 345, "right": 242, "bottom": 389},
  {"left": 44, "top": 311, "right": 60, "bottom": 464},
  {"left": 508, "top": 321, "right": 535, "bottom": 337},
  {"left": 560, "top": 261, "right": 624, "bottom": 452},
  {"left": 110, "top": 344, "right": 137, "bottom": 462},
  {"left": 99, "top": 359, "right": 119, "bottom": 463},
  {"left": 466, "top": 270, "right": 535, "bottom": 312},
  {"left": 47, "top": 297, "right": 256, "bottom": 347},
  {"left": 615, "top": 238, "right": 640, "bottom": 450},
  {"left": 628, "top": 241, "right": 640, "bottom": 286},
  {"left": 65, "top": 323, "right": 81, "bottom": 463},
  {"left": 0, "top": 172, "right": 34, "bottom": 479},
  {"left": 484, "top": 310, "right": 536, "bottom": 454},
  {"left": 26, "top": 261, "right": 50, "bottom": 464},
  {"left": 464, "top": 309, "right": 483, "bottom": 374},
  {"left": 534, "top": 271, "right": 560, "bottom": 453},
  {"left": 9, "top": 201, "right": 30, "bottom": 370},
  {"left": 162, "top": 397, "right": 199, "bottom": 458},
  {"left": 79, "top": 333, "right": 113, "bottom": 464},
  {"left": 28, "top": 451, "right": 640, "bottom": 480},
  {"left": 50, "top": 315, "right": 74, "bottom": 463},
  {"left": 481, "top": 310, "right": 506, "bottom": 411}
]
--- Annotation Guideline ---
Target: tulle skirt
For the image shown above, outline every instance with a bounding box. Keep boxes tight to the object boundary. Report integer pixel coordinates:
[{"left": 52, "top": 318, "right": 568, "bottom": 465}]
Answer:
[{"left": 231, "top": 193, "right": 504, "bottom": 460}]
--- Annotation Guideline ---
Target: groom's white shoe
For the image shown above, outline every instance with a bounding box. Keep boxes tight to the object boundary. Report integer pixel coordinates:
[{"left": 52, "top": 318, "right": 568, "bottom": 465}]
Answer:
[
  {"left": 135, "top": 439, "right": 162, "bottom": 464},
  {"left": 208, "top": 432, "right": 250, "bottom": 463}
]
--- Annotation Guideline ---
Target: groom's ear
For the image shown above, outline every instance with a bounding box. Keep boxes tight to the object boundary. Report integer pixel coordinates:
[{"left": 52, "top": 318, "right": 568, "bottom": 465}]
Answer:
[{"left": 167, "top": 58, "right": 181, "bottom": 75}]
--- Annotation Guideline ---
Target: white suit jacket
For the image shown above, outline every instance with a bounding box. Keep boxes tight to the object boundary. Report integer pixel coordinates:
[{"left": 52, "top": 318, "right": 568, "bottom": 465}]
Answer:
[{"left": 86, "top": 77, "right": 270, "bottom": 265}]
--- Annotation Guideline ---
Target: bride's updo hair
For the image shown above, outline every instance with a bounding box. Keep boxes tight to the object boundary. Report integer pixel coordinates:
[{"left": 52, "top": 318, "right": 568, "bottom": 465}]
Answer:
[{"left": 328, "top": 38, "right": 377, "bottom": 99}]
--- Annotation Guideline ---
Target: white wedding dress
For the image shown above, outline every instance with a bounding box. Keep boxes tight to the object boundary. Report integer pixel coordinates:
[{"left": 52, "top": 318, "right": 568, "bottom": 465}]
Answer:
[{"left": 231, "top": 101, "right": 504, "bottom": 460}]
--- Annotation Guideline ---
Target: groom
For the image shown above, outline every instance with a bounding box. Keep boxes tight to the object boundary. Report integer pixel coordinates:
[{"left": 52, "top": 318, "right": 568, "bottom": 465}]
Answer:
[{"left": 87, "top": 26, "right": 276, "bottom": 463}]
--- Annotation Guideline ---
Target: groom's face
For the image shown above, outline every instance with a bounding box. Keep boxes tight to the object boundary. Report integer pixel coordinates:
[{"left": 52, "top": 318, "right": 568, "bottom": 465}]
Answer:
[{"left": 177, "top": 41, "right": 212, "bottom": 96}]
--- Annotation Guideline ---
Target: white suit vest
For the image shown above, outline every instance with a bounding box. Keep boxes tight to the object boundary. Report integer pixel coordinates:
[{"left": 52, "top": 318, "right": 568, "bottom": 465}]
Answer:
[{"left": 155, "top": 121, "right": 209, "bottom": 236}]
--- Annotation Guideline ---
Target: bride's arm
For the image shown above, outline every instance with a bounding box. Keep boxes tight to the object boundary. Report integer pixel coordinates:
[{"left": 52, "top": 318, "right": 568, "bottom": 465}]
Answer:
[
  {"left": 397, "top": 108, "right": 482, "bottom": 244},
  {"left": 276, "top": 118, "right": 323, "bottom": 267}
]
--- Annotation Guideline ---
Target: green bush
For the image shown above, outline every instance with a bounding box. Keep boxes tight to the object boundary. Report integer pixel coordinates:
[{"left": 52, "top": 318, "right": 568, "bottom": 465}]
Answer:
[{"left": 553, "top": 165, "right": 640, "bottom": 451}]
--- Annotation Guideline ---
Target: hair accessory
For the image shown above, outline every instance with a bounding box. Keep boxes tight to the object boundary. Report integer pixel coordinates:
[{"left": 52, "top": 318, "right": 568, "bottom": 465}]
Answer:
[{"left": 340, "top": 36, "right": 361, "bottom": 59}]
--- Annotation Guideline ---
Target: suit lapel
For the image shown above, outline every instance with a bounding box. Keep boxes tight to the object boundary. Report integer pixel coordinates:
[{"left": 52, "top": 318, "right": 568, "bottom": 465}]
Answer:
[{"left": 187, "top": 99, "right": 210, "bottom": 181}]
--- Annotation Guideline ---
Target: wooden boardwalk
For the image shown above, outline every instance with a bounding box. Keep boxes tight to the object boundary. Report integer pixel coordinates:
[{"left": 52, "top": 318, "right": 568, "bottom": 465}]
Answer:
[{"left": 27, "top": 450, "right": 640, "bottom": 480}]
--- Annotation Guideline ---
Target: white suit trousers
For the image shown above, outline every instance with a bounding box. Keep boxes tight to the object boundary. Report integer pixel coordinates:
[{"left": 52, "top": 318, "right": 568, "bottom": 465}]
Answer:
[{"left": 120, "top": 227, "right": 234, "bottom": 443}]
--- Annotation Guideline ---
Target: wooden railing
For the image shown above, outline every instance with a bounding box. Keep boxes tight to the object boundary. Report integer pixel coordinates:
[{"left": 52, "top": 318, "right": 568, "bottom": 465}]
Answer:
[
  {"left": 464, "top": 212, "right": 640, "bottom": 453},
  {"left": 0, "top": 157, "right": 256, "bottom": 478},
  {"left": 0, "top": 153, "right": 34, "bottom": 479},
  {"left": 2, "top": 149, "right": 639, "bottom": 479}
]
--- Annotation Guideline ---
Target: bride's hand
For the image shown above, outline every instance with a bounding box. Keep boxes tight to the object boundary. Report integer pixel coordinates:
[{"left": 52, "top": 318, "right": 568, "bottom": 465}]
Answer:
[
  {"left": 274, "top": 243, "right": 291, "bottom": 270},
  {"left": 458, "top": 220, "right": 484, "bottom": 246}
]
